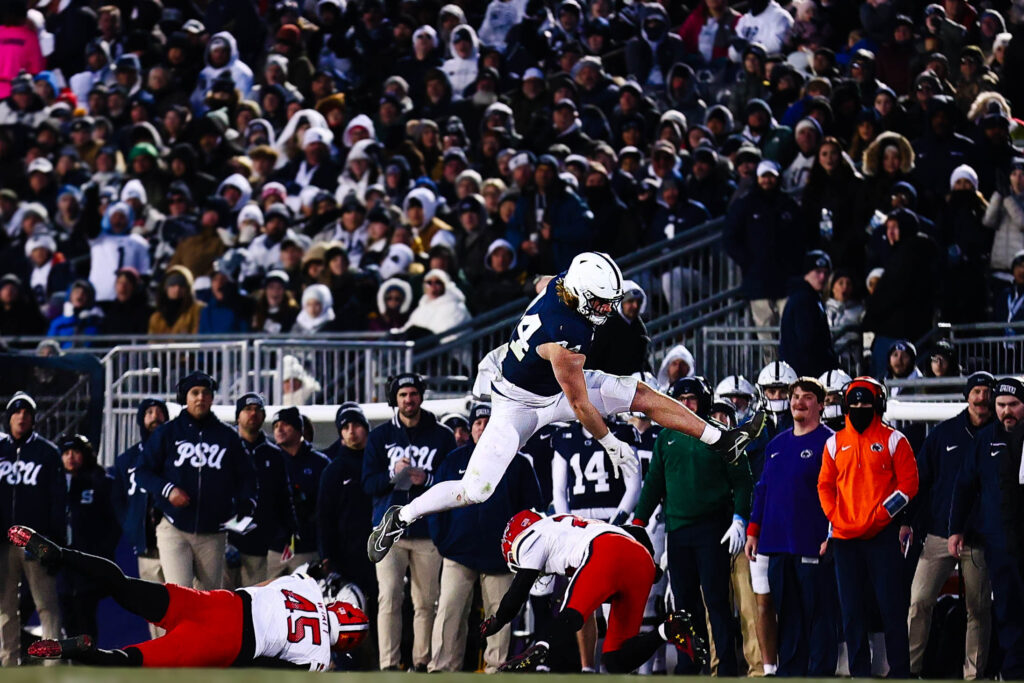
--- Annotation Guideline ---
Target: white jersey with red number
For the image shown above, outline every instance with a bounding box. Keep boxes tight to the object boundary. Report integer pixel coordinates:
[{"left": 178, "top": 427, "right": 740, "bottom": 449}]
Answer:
[
  {"left": 241, "top": 573, "right": 331, "bottom": 672},
  {"left": 510, "top": 514, "right": 630, "bottom": 576}
]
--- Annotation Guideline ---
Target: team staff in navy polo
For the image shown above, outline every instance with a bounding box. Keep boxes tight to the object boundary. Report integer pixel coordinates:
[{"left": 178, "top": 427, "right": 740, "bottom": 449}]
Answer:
[
  {"left": 136, "top": 372, "right": 258, "bottom": 591},
  {"left": 950, "top": 377, "right": 1024, "bottom": 680},
  {"left": 109, "top": 397, "right": 169, "bottom": 638},
  {"left": 906, "top": 372, "right": 994, "bottom": 679},
  {"left": 363, "top": 373, "right": 456, "bottom": 671},
  {"left": 0, "top": 392, "right": 64, "bottom": 665}
]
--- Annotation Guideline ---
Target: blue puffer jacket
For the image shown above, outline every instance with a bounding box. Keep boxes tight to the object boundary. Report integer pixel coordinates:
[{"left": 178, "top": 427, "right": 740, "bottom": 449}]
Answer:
[
  {"left": 136, "top": 409, "right": 258, "bottom": 534},
  {"left": 362, "top": 410, "right": 456, "bottom": 539}
]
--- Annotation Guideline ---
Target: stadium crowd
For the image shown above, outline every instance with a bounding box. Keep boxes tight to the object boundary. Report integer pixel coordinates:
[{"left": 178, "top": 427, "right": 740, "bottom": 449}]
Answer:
[
  {"left": 0, "top": 0, "right": 1019, "bottom": 349},
  {"left": 3, "top": 0, "right": 1024, "bottom": 676}
]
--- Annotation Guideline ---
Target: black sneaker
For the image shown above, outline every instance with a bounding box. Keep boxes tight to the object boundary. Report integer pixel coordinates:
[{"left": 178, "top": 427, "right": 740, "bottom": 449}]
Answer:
[
  {"left": 711, "top": 411, "right": 766, "bottom": 464},
  {"left": 498, "top": 641, "right": 550, "bottom": 672},
  {"left": 663, "top": 611, "right": 708, "bottom": 670},
  {"left": 367, "top": 505, "right": 407, "bottom": 563},
  {"left": 8, "top": 525, "right": 62, "bottom": 566},
  {"left": 28, "top": 635, "right": 94, "bottom": 660}
]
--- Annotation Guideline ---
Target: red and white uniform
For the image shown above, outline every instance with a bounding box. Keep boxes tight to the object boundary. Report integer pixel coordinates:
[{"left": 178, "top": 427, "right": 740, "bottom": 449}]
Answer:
[
  {"left": 241, "top": 573, "right": 332, "bottom": 671},
  {"left": 511, "top": 514, "right": 655, "bottom": 652}
]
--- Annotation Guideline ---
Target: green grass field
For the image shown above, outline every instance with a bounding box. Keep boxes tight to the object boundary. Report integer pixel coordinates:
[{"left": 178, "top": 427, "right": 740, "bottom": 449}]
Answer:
[{"left": 1, "top": 671, "right": 713, "bottom": 682}]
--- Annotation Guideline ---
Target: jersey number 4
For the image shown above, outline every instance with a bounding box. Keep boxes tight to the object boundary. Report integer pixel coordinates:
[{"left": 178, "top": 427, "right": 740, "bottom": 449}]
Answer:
[
  {"left": 281, "top": 589, "right": 322, "bottom": 645},
  {"left": 569, "top": 451, "right": 611, "bottom": 494},
  {"left": 509, "top": 314, "right": 542, "bottom": 361}
]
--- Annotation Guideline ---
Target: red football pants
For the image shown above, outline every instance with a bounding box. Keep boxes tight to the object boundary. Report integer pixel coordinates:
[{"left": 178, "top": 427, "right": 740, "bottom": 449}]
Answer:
[
  {"left": 563, "top": 533, "right": 656, "bottom": 652},
  {"left": 132, "top": 584, "right": 245, "bottom": 667}
]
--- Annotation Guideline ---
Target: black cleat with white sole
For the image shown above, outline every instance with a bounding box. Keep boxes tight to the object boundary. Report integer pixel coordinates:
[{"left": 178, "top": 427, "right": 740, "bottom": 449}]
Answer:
[
  {"left": 711, "top": 410, "right": 766, "bottom": 464},
  {"left": 367, "top": 505, "right": 407, "bottom": 563}
]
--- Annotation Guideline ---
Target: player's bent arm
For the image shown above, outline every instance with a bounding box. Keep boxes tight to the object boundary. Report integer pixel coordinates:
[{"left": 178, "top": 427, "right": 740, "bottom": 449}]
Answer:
[
  {"left": 539, "top": 342, "right": 609, "bottom": 439},
  {"left": 486, "top": 568, "right": 542, "bottom": 632}
]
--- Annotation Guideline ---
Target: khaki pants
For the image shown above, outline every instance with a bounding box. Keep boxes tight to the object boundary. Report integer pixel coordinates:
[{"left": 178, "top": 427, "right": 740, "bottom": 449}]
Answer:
[
  {"left": 155, "top": 518, "right": 226, "bottom": 590},
  {"left": 266, "top": 550, "right": 318, "bottom": 581},
  {"left": 908, "top": 534, "right": 991, "bottom": 679},
  {"left": 224, "top": 553, "right": 268, "bottom": 590},
  {"left": 0, "top": 544, "right": 62, "bottom": 666},
  {"left": 732, "top": 553, "right": 764, "bottom": 676},
  {"left": 376, "top": 537, "right": 441, "bottom": 669},
  {"left": 429, "top": 558, "right": 514, "bottom": 672},
  {"left": 137, "top": 554, "right": 165, "bottom": 639}
]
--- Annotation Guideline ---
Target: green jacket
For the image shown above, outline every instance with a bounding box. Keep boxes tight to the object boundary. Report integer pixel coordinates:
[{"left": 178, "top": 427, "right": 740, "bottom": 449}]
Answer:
[{"left": 634, "top": 428, "right": 753, "bottom": 532}]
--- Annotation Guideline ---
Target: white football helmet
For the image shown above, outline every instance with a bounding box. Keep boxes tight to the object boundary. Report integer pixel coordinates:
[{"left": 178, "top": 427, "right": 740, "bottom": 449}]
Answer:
[
  {"left": 563, "top": 251, "right": 625, "bottom": 325},
  {"left": 818, "top": 369, "right": 853, "bottom": 420},
  {"left": 714, "top": 375, "right": 757, "bottom": 422},
  {"left": 757, "top": 361, "right": 798, "bottom": 413}
]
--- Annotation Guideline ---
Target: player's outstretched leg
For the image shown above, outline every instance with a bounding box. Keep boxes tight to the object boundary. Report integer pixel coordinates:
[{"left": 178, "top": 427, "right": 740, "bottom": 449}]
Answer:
[
  {"left": 29, "top": 635, "right": 142, "bottom": 666},
  {"left": 9, "top": 526, "right": 169, "bottom": 623},
  {"left": 630, "top": 383, "right": 766, "bottom": 463}
]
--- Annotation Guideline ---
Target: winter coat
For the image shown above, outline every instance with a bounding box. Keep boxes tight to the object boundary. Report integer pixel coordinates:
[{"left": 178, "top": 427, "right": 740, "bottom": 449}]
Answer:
[
  {"left": 724, "top": 186, "right": 806, "bottom": 300},
  {"left": 678, "top": 3, "right": 741, "bottom": 63},
  {"left": 863, "top": 232, "right": 941, "bottom": 341},
  {"left": 135, "top": 409, "right": 258, "bottom": 534},
  {"left": 984, "top": 192, "right": 1024, "bottom": 271},
  {"left": 0, "top": 25, "right": 43, "bottom": 99},
  {"left": 779, "top": 279, "right": 838, "bottom": 378},
  {"left": 190, "top": 32, "right": 254, "bottom": 114},
  {"left": 0, "top": 431, "right": 65, "bottom": 541},
  {"left": 734, "top": 1, "right": 794, "bottom": 55},
  {"left": 655, "top": 344, "right": 696, "bottom": 391},
  {"left": 278, "top": 442, "right": 330, "bottom": 554},
  {"left": 62, "top": 465, "right": 119, "bottom": 576},
  {"left": 398, "top": 269, "right": 471, "bottom": 336},
  {"left": 318, "top": 442, "right": 375, "bottom": 593}
]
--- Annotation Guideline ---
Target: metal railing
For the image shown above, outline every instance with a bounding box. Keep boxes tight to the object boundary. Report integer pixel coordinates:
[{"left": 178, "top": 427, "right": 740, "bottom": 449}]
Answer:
[
  {"left": 699, "top": 325, "right": 780, "bottom": 384},
  {"left": 922, "top": 322, "right": 1024, "bottom": 375}
]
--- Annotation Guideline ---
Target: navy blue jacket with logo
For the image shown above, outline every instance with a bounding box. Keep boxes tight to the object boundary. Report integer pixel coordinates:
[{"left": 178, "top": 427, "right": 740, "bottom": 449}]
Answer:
[
  {"left": 429, "top": 444, "right": 542, "bottom": 573},
  {"left": 110, "top": 440, "right": 157, "bottom": 555},
  {"left": 234, "top": 430, "right": 298, "bottom": 556},
  {"left": 319, "top": 442, "right": 375, "bottom": 592},
  {"left": 0, "top": 431, "right": 65, "bottom": 541},
  {"left": 278, "top": 441, "right": 329, "bottom": 554},
  {"left": 362, "top": 410, "right": 456, "bottom": 539},
  {"left": 136, "top": 410, "right": 258, "bottom": 534},
  {"left": 911, "top": 409, "right": 990, "bottom": 540},
  {"left": 950, "top": 421, "right": 1012, "bottom": 549},
  {"left": 62, "top": 465, "right": 119, "bottom": 593}
]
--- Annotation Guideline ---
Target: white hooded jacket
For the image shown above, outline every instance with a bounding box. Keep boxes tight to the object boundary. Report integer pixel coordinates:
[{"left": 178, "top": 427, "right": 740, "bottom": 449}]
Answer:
[
  {"left": 655, "top": 343, "right": 697, "bottom": 391},
  {"left": 442, "top": 24, "right": 480, "bottom": 100},
  {"left": 191, "top": 31, "right": 254, "bottom": 113}
]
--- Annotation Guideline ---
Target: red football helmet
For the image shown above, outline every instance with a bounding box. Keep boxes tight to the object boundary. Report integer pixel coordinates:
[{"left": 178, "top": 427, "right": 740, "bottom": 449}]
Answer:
[
  {"left": 326, "top": 601, "right": 369, "bottom": 653},
  {"left": 502, "top": 509, "right": 544, "bottom": 571}
]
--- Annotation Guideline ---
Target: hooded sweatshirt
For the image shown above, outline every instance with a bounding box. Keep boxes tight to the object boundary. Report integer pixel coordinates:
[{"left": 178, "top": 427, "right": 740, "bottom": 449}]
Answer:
[
  {"left": 89, "top": 202, "right": 152, "bottom": 301},
  {"left": 191, "top": 31, "right": 254, "bottom": 113},
  {"left": 442, "top": 24, "right": 480, "bottom": 100},
  {"left": 655, "top": 343, "right": 697, "bottom": 390},
  {"left": 399, "top": 268, "right": 472, "bottom": 336}
]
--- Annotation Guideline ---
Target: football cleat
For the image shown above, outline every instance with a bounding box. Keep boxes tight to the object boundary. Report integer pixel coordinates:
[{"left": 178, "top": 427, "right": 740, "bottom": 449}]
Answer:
[
  {"left": 8, "top": 526, "right": 62, "bottom": 566},
  {"left": 498, "top": 641, "right": 550, "bottom": 672},
  {"left": 367, "top": 505, "right": 407, "bottom": 563},
  {"left": 663, "top": 611, "right": 708, "bottom": 671},
  {"left": 711, "top": 410, "right": 766, "bottom": 464},
  {"left": 28, "top": 635, "right": 94, "bottom": 660}
]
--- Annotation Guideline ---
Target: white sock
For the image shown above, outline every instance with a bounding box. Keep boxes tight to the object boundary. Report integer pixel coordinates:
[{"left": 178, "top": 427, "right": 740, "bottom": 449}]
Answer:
[
  {"left": 699, "top": 424, "right": 722, "bottom": 445},
  {"left": 398, "top": 480, "right": 468, "bottom": 524},
  {"left": 657, "top": 623, "right": 668, "bottom": 640},
  {"left": 764, "top": 663, "right": 778, "bottom": 675}
]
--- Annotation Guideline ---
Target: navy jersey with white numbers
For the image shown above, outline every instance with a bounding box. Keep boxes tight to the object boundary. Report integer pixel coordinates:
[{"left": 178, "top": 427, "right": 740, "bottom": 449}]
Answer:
[
  {"left": 501, "top": 274, "right": 595, "bottom": 397},
  {"left": 554, "top": 421, "right": 638, "bottom": 510},
  {"left": 635, "top": 424, "right": 663, "bottom": 480}
]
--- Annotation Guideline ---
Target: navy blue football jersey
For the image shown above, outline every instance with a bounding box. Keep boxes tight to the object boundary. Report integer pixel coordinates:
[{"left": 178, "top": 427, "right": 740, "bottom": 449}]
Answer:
[
  {"left": 501, "top": 274, "right": 594, "bottom": 397},
  {"left": 634, "top": 424, "right": 663, "bottom": 480},
  {"left": 553, "top": 421, "right": 638, "bottom": 510}
]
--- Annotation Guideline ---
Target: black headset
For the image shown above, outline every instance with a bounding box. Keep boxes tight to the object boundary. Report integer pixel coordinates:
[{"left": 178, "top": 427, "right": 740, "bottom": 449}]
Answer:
[
  {"left": 842, "top": 376, "right": 887, "bottom": 415},
  {"left": 386, "top": 373, "right": 426, "bottom": 407},
  {"left": 668, "top": 375, "right": 713, "bottom": 417}
]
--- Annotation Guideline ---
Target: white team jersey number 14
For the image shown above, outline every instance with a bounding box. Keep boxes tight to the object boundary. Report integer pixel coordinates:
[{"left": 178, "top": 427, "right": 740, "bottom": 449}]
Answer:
[{"left": 509, "top": 314, "right": 542, "bottom": 361}]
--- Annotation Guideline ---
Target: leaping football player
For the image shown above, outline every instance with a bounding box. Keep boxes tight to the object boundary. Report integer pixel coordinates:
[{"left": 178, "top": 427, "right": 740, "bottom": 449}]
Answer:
[
  {"left": 369, "top": 251, "right": 766, "bottom": 562},
  {"left": 9, "top": 526, "right": 368, "bottom": 670}
]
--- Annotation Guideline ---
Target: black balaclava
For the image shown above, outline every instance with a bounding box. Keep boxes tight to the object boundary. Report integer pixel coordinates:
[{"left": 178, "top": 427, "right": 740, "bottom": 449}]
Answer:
[{"left": 846, "top": 385, "right": 877, "bottom": 433}]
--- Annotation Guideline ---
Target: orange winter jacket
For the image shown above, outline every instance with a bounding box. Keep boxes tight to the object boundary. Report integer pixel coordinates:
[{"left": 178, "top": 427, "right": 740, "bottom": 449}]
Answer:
[{"left": 817, "top": 418, "right": 919, "bottom": 540}]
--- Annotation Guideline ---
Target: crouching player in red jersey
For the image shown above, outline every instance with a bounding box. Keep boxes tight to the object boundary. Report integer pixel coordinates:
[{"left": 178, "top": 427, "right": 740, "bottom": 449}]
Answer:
[
  {"left": 480, "top": 510, "right": 707, "bottom": 673},
  {"left": 8, "top": 525, "right": 367, "bottom": 670}
]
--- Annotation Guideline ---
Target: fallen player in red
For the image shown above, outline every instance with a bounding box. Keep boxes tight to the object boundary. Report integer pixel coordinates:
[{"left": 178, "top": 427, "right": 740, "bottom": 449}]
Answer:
[
  {"left": 480, "top": 510, "right": 707, "bottom": 672},
  {"left": 8, "top": 525, "right": 367, "bottom": 670}
]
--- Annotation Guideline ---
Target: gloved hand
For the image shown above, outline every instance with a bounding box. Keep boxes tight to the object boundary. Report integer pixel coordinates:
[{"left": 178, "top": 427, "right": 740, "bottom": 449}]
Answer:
[
  {"left": 598, "top": 431, "right": 639, "bottom": 479},
  {"left": 480, "top": 616, "right": 501, "bottom": 638},
  {"left": 720, "top": 515, "right": 746, "bottom": 555}
]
